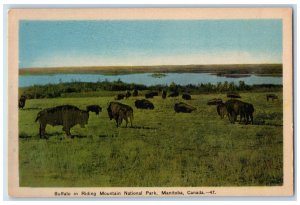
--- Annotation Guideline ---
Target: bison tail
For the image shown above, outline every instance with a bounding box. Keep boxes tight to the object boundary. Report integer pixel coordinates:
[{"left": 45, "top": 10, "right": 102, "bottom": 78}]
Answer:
[{"left": 35, "top": 115, "right": 40, "bottom": 122}]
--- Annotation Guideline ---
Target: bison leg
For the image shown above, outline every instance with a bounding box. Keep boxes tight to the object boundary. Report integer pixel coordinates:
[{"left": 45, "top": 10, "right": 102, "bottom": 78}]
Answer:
[
  {"left": 232, "top": 113, "right": 237, "bottom": 123},
  {"left": 39, "top": 123, "right": 46, "bottom": 139},
  {"left": 228, "top": 112, "right": 235, "bottom": 123},
  {"left": 64, "top": 127, "right": 72, "bottom": 138},
  {"left": 250, "top": 114, "right": 254, "bottom": 125},
  {"left": 117, "top": 116, "right": 123, "bottom": 128}
]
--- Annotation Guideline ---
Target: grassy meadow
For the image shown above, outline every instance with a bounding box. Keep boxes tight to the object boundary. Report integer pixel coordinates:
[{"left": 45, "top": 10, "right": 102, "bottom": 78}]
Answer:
[{"left": 19, "top": 91, "right": 283, "bottom": 187}]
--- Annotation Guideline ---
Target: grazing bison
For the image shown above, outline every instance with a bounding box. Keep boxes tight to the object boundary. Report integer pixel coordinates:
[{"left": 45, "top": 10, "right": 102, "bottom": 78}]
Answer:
[
  {"left": 135, "top": 99, "right": 154, "bottom": 109},
  {"left": 107, "top": 102, "right": 134, "bottom": 127},
  {"left": 174, "top": 102, "right": 196, "bottom": 113},
  {"left": 145, "top": 91, "right": 158, "bottom": 99},
  {"left": 182, "top": 93, "right": 191, "bottom": 100},
  {"left": 132, "top": 89, "right": 138, "bottom": 97},
  {"left": 125, "top": 90, "right": 131, "bottom": 98},
  {"left": 266, "top": 94, "right": 278, "bottom": 101},
  {"left": 168, "top": 91, "right": 179, "bottom": 97},
  {"left": 225, "top": 99, "right": 254, "bottom": 124},
  {"left": 19, "top": 95, "right": 26, "bottom": 109},
  {"left": 227, "top": 92, "right": 241, "bottom": 98},
  {"left": 115, "top": 94, "right": 125, "bottom": 100},
  {"left": 162, "top": 90, "right": 167, "bottom": 99},
  {"left": 86, "top": 105, "right": 102, "bottom": 115},
  {"left": 35, "top": 105, "right": 89, "bottom": 138},
  {"left": 216, "top": 103, "right": 228, "bottom": 119},
  {"left": 207, "top": 98, "right": 223, "bottom": 105}
]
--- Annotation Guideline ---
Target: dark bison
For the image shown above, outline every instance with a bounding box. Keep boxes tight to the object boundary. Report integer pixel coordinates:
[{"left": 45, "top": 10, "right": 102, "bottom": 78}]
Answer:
[
  {"left": 225, "top": 99, "right": 254, "bottom": 124},
  {"left": 135, "top": 99, "right": 154, "bottom": 109},
  {"left": 107, "top": 102, "right": 134, "bottom": 127},
  {"left": 145, "top": 91, "right": 158, "bottom": 99},
  {"left": 125, "top": 90, "right": 131, "bottom": 98},
  {"left": 216, "top": 103, "right": 228, "bottom": 119},
  {"left": 266, "top": 94, "right": 278, "bottom": 101},
  {"left": 168, "top": 91, "right": 179, "bottom": 97},
  {"left": 132, "top": 89, "right": 138, "bottom": 97},
  {"left": 35, "top": 105, "right": 89, "bottom": 138},
  {"left": 115, "top": 94, "right": 125, "bottom": 100},
  {"left": 86, "top": 105, "right": 102, "bottom": 115},
  {"left": 207, "top": 98, "right": 223, "bottom": 105},
  {"left": 162, "top": 90, "right": 167, "bottom": 99},
  {"left": 174, "top": 102, "right": 196, "bottom": 113},
  {"left": 227, "top": 92, "right": 241, "bottom": 98},
  {"left": 19, "top": 95, "right": 26, "bottom": 109},
  {"left": 182, "top": 93, "right": 191, "bottom": 100}
]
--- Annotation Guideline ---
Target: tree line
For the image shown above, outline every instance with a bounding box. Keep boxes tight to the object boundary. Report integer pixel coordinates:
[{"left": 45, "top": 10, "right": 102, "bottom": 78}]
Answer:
[{"left": 20, "top": 79, "right": 282, "bottom": 99}]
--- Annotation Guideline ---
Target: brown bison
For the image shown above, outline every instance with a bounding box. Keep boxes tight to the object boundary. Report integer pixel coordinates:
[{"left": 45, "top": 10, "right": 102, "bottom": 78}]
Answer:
[
  {"left": 125, "top": 90, "right": 131, "bottom": 98},
  {"left": 162, "top": 90, "right": 167, "bottom": 99},
  {"left": 225, "top": 99, "right": 254, "bottom": 124},
  {"left": 227, "top": 92, "right": 241, "bottom": 98},
  {"left": 168, "top": 91, "right": 179, "bottom": 97},
  {"left": 207, "top": 98, "right": 223, "bottom": 105},
  {"left": 145, "top": 91, "right": 158, "bottom": 99},
  {"left": 35, "top": 105, "right": 89, "bottom": 138},
  {"left": 115, "top": 94, "right": 125, "bottom": 100},
  {"left": 107, "top": 102, "right": 134, "bottom": 127},
  {"left": 19, "top": 95, "right": 26, "bottom": 109},
  {"left": 266, "top": 94, "right": 278, "bottom": 101},
  {"left": 86, "top": 105, "right": 102, "bottom": 115},
  {"left": 132, "top": 89, "right": 138, "bottom": 97},
  {"left": 216, "top": 103, "right": 228, "bottom": 119},
  {"left": 135, "top": 99, "right": 154, "bottom": 109},
  {"left": 174, "top": 102, "right": 196, "bottom": 113},
  {"left": 182, "top": 93, "right": 191, "bottom": 100}
]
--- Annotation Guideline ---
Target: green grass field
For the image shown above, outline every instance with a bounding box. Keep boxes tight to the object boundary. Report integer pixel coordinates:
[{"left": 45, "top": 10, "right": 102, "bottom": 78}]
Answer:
[{"left": 19, "top": 91, "right": 283, "bottom": 187}]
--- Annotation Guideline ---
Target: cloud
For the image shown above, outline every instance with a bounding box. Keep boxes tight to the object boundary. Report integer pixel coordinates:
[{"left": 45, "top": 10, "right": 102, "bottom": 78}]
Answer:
[{"left": 23, "top": 50, "right": 282, "bottom": 68}]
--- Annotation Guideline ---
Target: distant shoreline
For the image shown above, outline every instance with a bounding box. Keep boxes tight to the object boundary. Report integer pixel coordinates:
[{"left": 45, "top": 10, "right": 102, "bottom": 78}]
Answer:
[{"left": 19, "top": 64, "right": 282, "bottom": 76}]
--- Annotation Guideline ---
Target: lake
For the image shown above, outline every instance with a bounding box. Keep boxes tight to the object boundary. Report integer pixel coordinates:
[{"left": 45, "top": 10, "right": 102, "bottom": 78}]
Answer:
[{"left": 19, "top": 73, "right": 282, "bottom": 87}]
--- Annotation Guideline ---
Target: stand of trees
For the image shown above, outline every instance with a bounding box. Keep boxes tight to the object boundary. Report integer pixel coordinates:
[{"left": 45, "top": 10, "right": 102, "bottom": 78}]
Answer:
[{"left": 20, "top": 79, "right": 282, "bottom": 99}]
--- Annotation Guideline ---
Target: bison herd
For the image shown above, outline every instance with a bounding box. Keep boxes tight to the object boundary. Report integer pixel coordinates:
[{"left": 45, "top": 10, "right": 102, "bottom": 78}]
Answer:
[{"left": 19, "top": 91, "right": 279, "bottom": 138}]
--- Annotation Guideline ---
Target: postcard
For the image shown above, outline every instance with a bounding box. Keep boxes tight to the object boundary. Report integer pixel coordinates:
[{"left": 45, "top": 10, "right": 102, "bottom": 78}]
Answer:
[{"left": 8, "top": 8, "right": 293, "bottom": 197}]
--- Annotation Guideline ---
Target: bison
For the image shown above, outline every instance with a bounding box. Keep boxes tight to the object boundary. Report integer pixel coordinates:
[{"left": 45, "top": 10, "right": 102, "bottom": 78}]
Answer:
[
  {"left": 168, "top": 91, "right": 179, "bottom": 97},
  {"left": 174, "top": 102, "right": 196, "bottom": 113},
  {"left": 182, "top": 93, "right": 191, "bottom": 100},
  {"left": 19, "top": 95, "right": 26, "bottom": 109},
  {"left": 86, "top": 105, "right": 102, "bottom": 115},
  {"left": 125, "top": 90, "right": 131, "bottom": 98},
  {"left": 162, "top": 90, "right": 167, "bottom": 99},
  {"left": 225, "top": 99, "right": 254, "bottom": 124},
  {"left": 135, "top": 99, "right": 154, "bottom": 109},
  {"left": 266, "top": 94, "right": 278, "bottom": 101},
  {"left": 115, "top": 94, "right": 125, "bottom": 100},
  {"left": 35, "top": 105, "right": 89, "bottom": 138},
  {"left": 216, "top": 103, "right": 228, "bottom": 119},
  {"left": 145, "top": 91, "right": 158, "bottom": 99},
  {"left": 132, "top": 89, "right": 138, "bottom": 97},
  {"left": 107, "top": 102, "right": 134, "bottom": 128},
  {"left": 207, "top": 98, "right": 223, "bottom": 105},
  {"left": 227, "top": 92, "right": 241, "bottom": 98}
]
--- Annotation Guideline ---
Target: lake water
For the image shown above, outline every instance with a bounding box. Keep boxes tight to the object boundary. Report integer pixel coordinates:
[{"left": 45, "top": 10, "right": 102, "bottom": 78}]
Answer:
[{"left": 19, "top": 73, "right": 282, "bottom": 87}]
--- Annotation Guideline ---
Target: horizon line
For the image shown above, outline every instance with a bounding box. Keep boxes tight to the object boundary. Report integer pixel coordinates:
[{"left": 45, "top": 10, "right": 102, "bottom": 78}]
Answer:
[{"left": 19, "top": 63, "right": 283, "bottom": 69}]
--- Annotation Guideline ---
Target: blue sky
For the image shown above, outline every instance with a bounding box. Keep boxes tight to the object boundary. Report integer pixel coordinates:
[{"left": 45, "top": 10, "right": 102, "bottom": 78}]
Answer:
[{"left": 19, "top": 20, "right": 282, "bottom": 68}]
